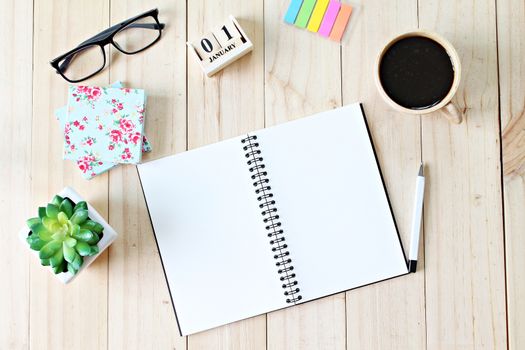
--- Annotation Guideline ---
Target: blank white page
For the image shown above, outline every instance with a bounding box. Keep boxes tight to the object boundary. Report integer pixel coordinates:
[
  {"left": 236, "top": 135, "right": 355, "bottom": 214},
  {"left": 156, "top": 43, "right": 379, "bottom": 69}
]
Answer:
[
  {"left": 137, "top": 138, "right": 287, "bottom": 336},
  {"left": 256, "top": 104, "right": 408, "bottom": 302}
]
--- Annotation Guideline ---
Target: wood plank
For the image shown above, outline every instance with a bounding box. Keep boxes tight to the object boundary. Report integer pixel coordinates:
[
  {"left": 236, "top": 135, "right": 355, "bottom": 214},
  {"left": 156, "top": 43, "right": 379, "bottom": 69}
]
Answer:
[
  {"left": 0, "top": 0, "right": 32, "bottom": 348},
  {"left": 186, "top": 1, "right": 266, "bottom": 349},
  {"left": 340, "top": 0, "right": 426, "bottom": 348},
  {"left": 267, "top": 296, "right": 346, "bottom": 350},
  {"left": 106, "top": 2, "right": 187, "bottom": 349},
  {"left": 419, "top": 0, "right": 507, "bottom": 348},
  {"left": 30, "top": 1, "right": 110, "bottom": 349},
  {"left": 497, "top": 0, "right": 525, "bottom": 348},
  {"left": 264, "top": 1, "right": 345, "bottom": 349}
]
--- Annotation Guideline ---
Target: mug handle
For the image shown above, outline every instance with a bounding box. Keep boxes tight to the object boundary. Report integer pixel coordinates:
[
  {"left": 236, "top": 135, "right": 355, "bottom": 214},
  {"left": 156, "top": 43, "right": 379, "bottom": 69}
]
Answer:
[{"left": 439, "top": 102, "right": 463, "bottom": 124}]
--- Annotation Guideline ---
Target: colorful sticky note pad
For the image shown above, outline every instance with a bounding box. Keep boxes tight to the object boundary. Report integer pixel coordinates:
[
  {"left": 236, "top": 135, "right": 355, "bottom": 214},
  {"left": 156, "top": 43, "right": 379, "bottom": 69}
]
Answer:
[
  {"left": 307, "top": 0, "right": 329, "bottom": 32},
  {"left": 318, "top": 0, "right": 341, "bottom": 37},
  {"left": 295, "top": 0, "right": 317, "bottom": 28},
  {"left": 284, "top": 0, "right": 304, "bottom": 24},
  {"left": 329, "top": 4, "right": 352, "bottom": 41}
]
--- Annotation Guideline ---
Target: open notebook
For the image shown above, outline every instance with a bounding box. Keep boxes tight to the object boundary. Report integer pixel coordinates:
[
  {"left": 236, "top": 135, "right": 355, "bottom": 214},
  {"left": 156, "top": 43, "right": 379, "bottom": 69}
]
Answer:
[{"left": 138, "top": 103, "right": 409, "bottom": 336}]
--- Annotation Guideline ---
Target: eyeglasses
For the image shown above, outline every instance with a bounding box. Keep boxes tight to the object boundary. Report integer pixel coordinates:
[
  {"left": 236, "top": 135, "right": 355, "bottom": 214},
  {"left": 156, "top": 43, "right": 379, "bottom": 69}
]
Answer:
[{"left": 50, "top": 8, "right": 165, "bottom": 83}]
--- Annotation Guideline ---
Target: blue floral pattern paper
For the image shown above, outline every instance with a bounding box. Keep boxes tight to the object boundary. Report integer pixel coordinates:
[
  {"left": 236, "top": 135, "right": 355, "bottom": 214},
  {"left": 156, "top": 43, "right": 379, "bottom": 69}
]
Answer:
[
  {"left": 56, "top": 107, "right": 152, "bottom": 155},
  {"left": 64, "top": 86, "right": 146, "bottom": 164},
  {"left": 55, "top": 82, "right": 151, "bottom": 180}
]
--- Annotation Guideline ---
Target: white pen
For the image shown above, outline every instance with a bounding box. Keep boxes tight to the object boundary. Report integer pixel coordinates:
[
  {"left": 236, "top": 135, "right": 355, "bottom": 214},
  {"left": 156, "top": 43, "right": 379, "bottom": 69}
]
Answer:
[{"left": 408, "top": 163, "right": 425, "bottom": 273}]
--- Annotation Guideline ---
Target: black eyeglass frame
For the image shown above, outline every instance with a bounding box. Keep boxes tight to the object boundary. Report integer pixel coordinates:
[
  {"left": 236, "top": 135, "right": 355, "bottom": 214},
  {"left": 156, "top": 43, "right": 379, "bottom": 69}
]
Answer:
[{"left": 50, "top": 8, "right": 165, "bottom": 83}]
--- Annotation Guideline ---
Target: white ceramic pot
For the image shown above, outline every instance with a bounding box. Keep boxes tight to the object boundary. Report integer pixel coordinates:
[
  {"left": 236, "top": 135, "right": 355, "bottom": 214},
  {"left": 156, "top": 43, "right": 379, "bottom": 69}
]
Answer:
[{"left": 19, "top": 187, "right": 117, "bottom": 284}]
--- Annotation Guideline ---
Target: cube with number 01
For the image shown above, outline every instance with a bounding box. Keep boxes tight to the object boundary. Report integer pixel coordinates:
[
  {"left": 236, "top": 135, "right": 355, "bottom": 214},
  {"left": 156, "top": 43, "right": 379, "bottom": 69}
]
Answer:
[{"left": 188, "top": 16, "right": 253, "bottom": 77}]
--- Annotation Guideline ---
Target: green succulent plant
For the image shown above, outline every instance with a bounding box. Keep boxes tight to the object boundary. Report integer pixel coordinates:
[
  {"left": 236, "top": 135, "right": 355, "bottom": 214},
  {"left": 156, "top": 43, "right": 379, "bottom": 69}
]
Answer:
[{"left": 26, "top": 195, "right": 103, "bottom": 275}]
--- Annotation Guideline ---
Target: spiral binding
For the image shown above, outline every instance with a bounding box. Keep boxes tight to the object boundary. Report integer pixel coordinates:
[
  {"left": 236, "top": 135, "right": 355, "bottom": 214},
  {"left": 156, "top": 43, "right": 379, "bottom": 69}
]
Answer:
[{"left": 241, "top": 134, "right": 302, "bottom": 304}]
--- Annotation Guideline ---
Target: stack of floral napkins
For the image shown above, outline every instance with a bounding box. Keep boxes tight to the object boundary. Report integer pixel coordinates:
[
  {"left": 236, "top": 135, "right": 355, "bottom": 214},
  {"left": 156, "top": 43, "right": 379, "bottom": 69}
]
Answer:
[{"left": 55, "top": 82, "right": 151, "bottom": 179}]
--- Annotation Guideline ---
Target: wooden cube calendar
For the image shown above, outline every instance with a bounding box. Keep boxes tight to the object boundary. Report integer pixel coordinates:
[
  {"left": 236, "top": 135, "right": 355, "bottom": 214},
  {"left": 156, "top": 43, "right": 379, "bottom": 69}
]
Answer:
[{"left": 187, "top": 16, "right": 253, "bottom": 77}]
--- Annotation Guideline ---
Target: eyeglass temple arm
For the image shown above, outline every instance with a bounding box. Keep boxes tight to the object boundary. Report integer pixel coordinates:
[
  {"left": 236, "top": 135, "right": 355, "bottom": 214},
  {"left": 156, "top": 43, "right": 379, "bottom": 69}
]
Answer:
[
  {"left": 58, "top": 22, "right": 165, "bottom": 72},
  {"left": 88, "top": 22, "right": 165, "bottom": 42}
]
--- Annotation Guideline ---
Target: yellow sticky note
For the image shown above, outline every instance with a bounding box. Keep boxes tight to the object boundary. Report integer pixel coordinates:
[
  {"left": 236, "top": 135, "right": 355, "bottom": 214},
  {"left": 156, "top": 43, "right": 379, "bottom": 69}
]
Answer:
[{"left": 307, "top": 0, "right": 330, "bottom": 32}]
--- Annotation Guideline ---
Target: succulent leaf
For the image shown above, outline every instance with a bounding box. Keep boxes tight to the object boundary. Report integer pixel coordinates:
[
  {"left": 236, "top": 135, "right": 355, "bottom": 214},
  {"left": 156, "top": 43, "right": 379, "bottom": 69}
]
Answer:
[
  {"left": 38, "top": 207, "right": 47, "bottom": 219},
  {"left": 57, "top": 211, "right": 69, "bottom": 225},
  {"left": 70, "top": 209, "right": 88, "bottom": 225},
  {"left": 93, "top": 223, "right": 104, "bottom": 234},
  {"left": 70, "top": 223, "right": 80, "bottom": 236},
  {"left": 49, "top": 248, "right": 64, "bottom": 268},
  {"left": 28, "top": 236, "right": 47, "bottom": 251},
  {"left": 52, "top": 260, "right": 66, "bottom": 274},
  {"left": 89, "top": 245, "right": 100, "bottom": 256},
  {"left": 81, "top": 220, "right": 104, "bottom": 234},
  {"left": 73, "top": 201, "right": 88, "bottom": 212},
  {"left": 59, "top": 198, "right": 74, "bottom": 218},
  {"left": 63, "top": 242, "right": 76, "bottom": 263},
  {"left": 40, "top": 258, "right": 50, "bottom": 266},
  {"left": 38, "top": 229, "right": 53, "bottom": 241},
  {"left": 80, "top": 220, "right": 96, "bottom": 231},
  {"left": 73, "top": 229, "right": 94, "bottom": 242},
  {"left": 51, "top": 195, "right": 63, "bottom": 206},
  {"left": 31, "top": 222, "right": 46, "bottom": 235},
  {"left": 46, "top": 204, "right": 59, "bottom": 219},
  {"left": 87, "top": 233, "right": 101, "bottom": 245},
  {"left": 81, "top": 220, "right": 97, "bottom": 232},
  {"left": 64, "top": 237, "right": 77, "bottom": 247},
  {"left": 26, "top": 217, "right": 41, "bottom": 231},
  {"left": 26, "top": 234, "right": 39, "bottom": 243},
  {"left": 51, "top": 230, "right": 66, "bottom": 241},
  {"left": 75, "top": 242, "right": 92, "bottom": 256},
  {"left": 71, "top": 253, "right": 83, "bottom": 270},
  {"left": 42, "top": 216, "right": 59, "bottom": 232},
  {"left": 26, "top": 234, "right": 36, "bottom": 244},
  {"left": 39, "top": 240, "right": 62, "bottom": 259},
  {"left": 67, "top": 263, "right": 77, "bottom": 275}
]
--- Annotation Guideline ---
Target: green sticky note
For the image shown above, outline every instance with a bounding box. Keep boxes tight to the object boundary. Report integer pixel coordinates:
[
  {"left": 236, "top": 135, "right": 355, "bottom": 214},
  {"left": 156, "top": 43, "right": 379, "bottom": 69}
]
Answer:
[{"left": 295, "top": 0, "right": 317, "bottom": 28}]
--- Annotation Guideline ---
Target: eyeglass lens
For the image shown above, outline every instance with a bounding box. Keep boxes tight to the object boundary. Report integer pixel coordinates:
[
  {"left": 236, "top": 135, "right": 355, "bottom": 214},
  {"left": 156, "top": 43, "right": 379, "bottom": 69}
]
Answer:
[
  {"left": 113, "top": 16, "right": 161, "bottom": 54},
  {"left": 58, "top": 45, "right": 105, "bottom": 82}
]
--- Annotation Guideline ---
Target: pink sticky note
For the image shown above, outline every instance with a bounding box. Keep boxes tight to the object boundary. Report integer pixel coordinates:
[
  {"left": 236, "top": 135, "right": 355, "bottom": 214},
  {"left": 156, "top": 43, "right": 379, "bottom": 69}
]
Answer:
[{"left": 318, "top": 0, "right": 341, "bottom": 37}]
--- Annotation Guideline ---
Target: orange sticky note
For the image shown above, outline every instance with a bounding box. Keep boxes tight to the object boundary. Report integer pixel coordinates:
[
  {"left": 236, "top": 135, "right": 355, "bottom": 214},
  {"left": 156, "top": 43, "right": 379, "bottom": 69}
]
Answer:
[{"left": 329, "top": 4, "right": 352, "bottom": 42}]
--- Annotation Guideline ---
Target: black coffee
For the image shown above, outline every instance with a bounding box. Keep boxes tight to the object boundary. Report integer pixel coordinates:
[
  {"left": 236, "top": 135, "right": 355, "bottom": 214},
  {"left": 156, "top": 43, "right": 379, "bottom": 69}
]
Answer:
[{"left": 379, "top": 36, "right": 454, "bottom": 110}]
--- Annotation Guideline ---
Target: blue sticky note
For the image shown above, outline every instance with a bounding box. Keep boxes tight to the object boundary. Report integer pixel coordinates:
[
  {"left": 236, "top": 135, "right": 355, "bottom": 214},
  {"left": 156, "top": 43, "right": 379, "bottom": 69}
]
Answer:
[{"left": 284, "top": 0, "right": 304, "bottom": 24}]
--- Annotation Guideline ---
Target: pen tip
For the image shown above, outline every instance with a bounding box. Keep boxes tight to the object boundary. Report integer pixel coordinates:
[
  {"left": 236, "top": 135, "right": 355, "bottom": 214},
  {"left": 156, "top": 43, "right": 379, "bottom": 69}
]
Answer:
[{"left": 418, "top": 163, "right": 424, "bottom": 176}]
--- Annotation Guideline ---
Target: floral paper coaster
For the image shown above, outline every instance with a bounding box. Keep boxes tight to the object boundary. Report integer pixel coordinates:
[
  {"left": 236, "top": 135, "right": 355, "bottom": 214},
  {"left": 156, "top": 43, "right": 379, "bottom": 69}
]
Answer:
[
  {"left": 64, "top": 86, "right": 146, "bottom": 164},
  {"left": 55, "top": 83, "right": 152, "bottom": 180}
]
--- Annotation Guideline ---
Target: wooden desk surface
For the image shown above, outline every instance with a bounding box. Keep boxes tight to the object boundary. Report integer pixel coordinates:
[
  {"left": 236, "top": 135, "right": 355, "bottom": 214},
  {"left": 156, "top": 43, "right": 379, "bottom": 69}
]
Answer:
[{"left": 1, "top": 0, "right": 523, "bottom": 349}]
